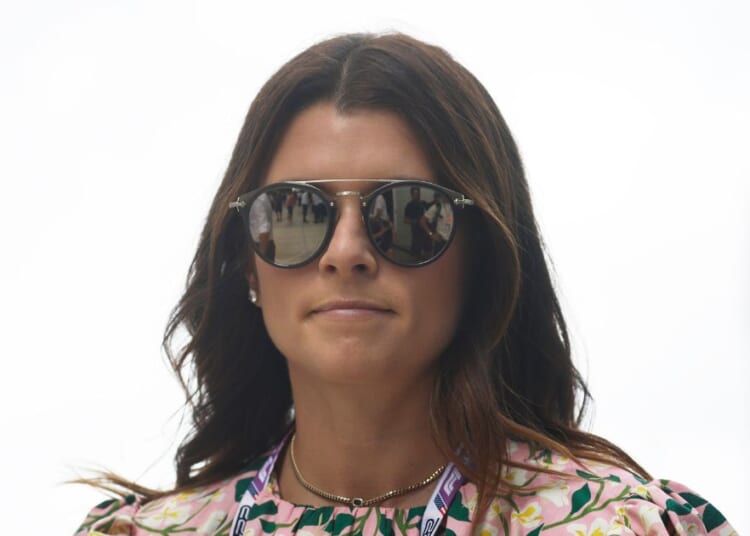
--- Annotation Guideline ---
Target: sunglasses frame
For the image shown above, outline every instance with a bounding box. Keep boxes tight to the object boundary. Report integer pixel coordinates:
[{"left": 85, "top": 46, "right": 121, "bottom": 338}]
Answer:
[{"left": 229, "top": 179, "right": 475, "bottom": 268}]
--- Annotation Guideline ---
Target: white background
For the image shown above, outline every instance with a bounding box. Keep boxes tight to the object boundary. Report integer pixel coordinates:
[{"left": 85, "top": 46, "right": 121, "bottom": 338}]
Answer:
[{"left": 1, "top": 0, "right": 748, "bottom": 533}]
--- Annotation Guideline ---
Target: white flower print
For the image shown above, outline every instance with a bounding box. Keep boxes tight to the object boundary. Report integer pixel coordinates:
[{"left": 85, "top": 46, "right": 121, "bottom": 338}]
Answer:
[
  {"left": 566, "top": 517, "right": 611, "bottom": 536},
  {"left": 502, "top": 468, "right": 530, "bottom": 486},
  {"left": 175, "top": 489, "right": 201, "bottom": 502},
  {"left": 477, "top": 499, "right": 510, "bottom": 528},
  {"left": 638, "top": 504, "right": 662, "bottom": 534},
  {"left": 510, "top": 501, "right": 542, "bottom": 529},
  {"left": 197, "top": 510, "right": 226, "bottom": 534},
  {"left": 680, "top": 521, "right": 701, "bottom": 536},
  {"left": 537, "top": 480, "right": 571, "bottom": 507},
  {"left": 140, "top": 500, "right": 192, "bottom": 528},
  {"left": 208, "top": 488, "right": 226, "bottom": 503},
  {"left": 633, "top": 484, "right": 652, "bottom": 500}
]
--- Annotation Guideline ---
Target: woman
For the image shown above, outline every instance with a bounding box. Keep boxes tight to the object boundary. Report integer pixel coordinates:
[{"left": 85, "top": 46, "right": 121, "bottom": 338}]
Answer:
[{"left": 75, "top": 33, "right": 736, "bottom": 535}]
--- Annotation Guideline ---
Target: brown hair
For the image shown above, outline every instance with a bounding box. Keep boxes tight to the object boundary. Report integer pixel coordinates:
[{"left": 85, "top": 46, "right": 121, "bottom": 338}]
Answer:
[{"left": 84, "top": 32, "right": 649, "bottom": 523}]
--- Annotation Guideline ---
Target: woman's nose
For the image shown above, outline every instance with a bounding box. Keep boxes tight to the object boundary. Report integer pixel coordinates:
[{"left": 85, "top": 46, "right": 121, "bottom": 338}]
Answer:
[{"left": 317, "top": 198, "right": 378, "bottom": 276}]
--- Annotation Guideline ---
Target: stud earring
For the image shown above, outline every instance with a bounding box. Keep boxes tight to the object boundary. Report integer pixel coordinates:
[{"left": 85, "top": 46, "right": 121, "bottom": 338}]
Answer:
[{"left": 248, "top": 288, "right": 259, "bottom": 305}]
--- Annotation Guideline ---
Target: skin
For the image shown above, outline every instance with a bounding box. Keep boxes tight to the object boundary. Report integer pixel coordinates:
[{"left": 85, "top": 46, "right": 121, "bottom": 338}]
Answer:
[{"left": 247, "top": 102, "right": 466, "bottom": 508}]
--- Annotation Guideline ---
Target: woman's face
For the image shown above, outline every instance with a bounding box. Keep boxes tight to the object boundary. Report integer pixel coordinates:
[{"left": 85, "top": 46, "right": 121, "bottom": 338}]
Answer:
[{"left": 250, "top": 102, "right": 466, "bottom": 387}]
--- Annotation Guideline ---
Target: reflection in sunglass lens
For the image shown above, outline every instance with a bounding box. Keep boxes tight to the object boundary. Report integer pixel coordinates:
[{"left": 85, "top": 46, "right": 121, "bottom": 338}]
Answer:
[
  {"left": 368, "top": 184, "right": 454, "bottom": 266},
  {"left": 248, "top": 186, "right": 328, "bottom": 267}
]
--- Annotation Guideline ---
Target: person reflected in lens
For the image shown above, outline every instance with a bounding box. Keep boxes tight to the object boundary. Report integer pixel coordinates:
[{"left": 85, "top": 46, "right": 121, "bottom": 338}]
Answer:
[
  {"left": 301, "top": 190, "right": 311, "bottom": 223},
  {"left": 312, "top": 193, "right": 325, "bottom": 223},
  {"left": 404, "top": 186, "right": 429, "bottom": 259},
  {"left": 370, "top": 192, "right": 393, "bottom": 254},
  {"left": 420, "top": 191, "right": 453, "bottom": 254},
  {"left": 271, "top": 191, "right": 283, "bottom": 222},
  {"left": 249, "top": 192, "right": 275, "bottom": 262},
  {"left": 285, "top": 190, "right": 296, "bottom": 222}
]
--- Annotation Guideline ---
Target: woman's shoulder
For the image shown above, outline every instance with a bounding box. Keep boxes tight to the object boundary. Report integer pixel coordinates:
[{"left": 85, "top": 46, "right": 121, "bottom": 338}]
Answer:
[
  {"left": 73, "top": 460, "right": 264, "bottom": 536},
  {"left": 462, "top": 440, "right": 737, "bottom": 535}
]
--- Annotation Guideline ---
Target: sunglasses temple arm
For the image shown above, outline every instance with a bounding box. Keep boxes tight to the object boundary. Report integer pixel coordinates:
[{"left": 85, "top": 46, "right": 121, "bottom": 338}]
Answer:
[
  {"left": 454, "top": 195, "right": 474, "bottom": 208},
  {"left": 229, "top": 198, "right": 246, "bottom": 211}
]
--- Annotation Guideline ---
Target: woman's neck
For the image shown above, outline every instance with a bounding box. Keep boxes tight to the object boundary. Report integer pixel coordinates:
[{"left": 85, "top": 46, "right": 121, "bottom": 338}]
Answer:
[{"left": 277, "top": 368, "right": 447, "bottom": 508}]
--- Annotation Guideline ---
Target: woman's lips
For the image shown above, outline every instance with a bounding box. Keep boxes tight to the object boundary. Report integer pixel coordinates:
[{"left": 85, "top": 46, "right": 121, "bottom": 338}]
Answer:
[{"left": 310, "top": 300, "right": 394, "bottom": 319}]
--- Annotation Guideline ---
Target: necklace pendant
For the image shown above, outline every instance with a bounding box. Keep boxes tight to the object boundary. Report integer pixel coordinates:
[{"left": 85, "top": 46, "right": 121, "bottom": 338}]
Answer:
[{"left": 351, "top": 497, "right": 364, "bottom": 508}]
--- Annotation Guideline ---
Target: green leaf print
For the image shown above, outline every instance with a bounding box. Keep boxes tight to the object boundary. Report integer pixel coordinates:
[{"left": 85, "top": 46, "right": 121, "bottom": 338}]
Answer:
[
  {"left": 378, "top": 514, "right": 395, "bottom": 536},
  {"left": 527, "top": 526, "right": 543, "bottom": 536},
  {"left": 679, "top": 492, "right": 708, "bottom": 508},
  {"left": 407, "top": 507, "right": 425, "bottom": 523},
  {"left": 575, "top": 470, "right": 598, "bottom": 480},
  {"left": 393, "top": 508, "right": 422, "bottom": 532},
  {"left": 97, "top": 518, "right": 116, "bottom": 533},
  {"left": 703, "top": 503, "right": 727, "bottom": 532},
  {"left": 444, "top": 530, "right": 457, "bottom": 536},
  {"left": 235, "top": 477, "right": 252, "bottom": 501},
  {"left": 448, "top": 491, "right": 471, "bottom": 522},
  {"left": 569, "top": 483, "right": 592, "bottom": 515},
  {"left": 249, "top": 500, "right": 279, "bottom": 520},
  {"left": 93, "top": 498, "right": 118, "bottom": 510},
  {"left": 297, "top": 507, "right": 334, "bottom": 529},
  {"left": 351, "top": 508, "right": 375, "bottom": 534},
  {"left": 325, "top": 513, "right": 355, "bottom": 535},
  {"left": 577, "top": 469, "right": 622, "bottom": 484},
  {"left": 76, "top": 497, "right": 132, "bottom": 532},
  {"left": 260, "top": 518, "right": 277, "bottom": 533},
  {"left": 665, "top": 499, "right": 691, "bottom": 515},
  {"left": 545, "top": 484, "right": 632, "bottom": 530}
]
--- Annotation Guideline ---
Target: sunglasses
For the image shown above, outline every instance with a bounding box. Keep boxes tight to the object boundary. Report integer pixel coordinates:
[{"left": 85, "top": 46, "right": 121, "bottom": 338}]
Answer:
[{"left": 229, "top": 179, "right": 475, "bottom": 268}]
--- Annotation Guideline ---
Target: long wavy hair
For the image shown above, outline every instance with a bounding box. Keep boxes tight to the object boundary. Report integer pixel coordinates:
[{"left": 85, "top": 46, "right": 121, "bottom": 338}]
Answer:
[{"left": 87, "top": 32, "right": 649, "bottom": 522}]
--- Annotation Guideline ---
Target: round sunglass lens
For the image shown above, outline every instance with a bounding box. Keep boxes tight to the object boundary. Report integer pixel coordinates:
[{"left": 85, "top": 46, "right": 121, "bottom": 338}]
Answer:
[
  {"left": 368, "top": 183, "right": 454, "bottom": 266},
  {"left": 248, "top": 186, "right": 328, "bottom": 267}
]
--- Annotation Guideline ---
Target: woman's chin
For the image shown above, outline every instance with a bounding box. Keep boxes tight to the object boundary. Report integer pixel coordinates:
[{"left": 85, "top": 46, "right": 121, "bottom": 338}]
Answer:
[{"left": 285, "top": 348, "right": 433, "bottom": 389}]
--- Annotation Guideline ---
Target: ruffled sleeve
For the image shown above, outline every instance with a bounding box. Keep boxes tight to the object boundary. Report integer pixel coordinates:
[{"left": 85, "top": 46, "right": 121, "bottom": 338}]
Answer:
[
  {"left": 73, "top": 495, "right": 143, "bottom": 535},
  {"left": 470, "top": 442, "right": 739, "bottom": 536},
  {"left": 72, "top": 473, "right": 247, "bottom": 535},
  {"left": 471, "top": 476, "right": 737, "bottom": 535},
  {"left": 604, "top": 478, "right": 736, "bottom": 536}
]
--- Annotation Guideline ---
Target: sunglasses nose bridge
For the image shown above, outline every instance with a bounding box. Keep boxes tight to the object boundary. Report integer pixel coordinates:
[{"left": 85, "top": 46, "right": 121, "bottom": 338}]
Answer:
[
  {"left": 329, "top": 190, "right": 367, "bottom": 228},
  {"left": 316, "top": 191, "right": 379, "bottom": 272},
  {"left": 330, "top": 190, "right": 366, "bottom": 219},
  {"left": 333, "top": 190, "right": 365, "bottom": 204}
]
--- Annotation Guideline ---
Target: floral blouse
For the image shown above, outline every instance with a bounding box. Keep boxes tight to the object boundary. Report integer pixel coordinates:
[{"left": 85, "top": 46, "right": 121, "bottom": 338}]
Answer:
[{"left": 74, "top": 441, "right": 737, "bottom": 535}]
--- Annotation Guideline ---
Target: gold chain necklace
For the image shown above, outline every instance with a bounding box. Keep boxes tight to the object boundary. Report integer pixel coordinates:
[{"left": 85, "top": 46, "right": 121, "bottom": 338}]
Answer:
[{"left": 289, "top": 434, "right": 447, "bottom": 508}]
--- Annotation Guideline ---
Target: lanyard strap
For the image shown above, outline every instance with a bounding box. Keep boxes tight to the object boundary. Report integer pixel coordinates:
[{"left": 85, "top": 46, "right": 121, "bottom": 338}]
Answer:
[
  {"left": 229, "top": 438, "right": 466, "bottom": 536},
  {"left": 229, "top": 439, "right": 286, "bottom": 536},
  {"left": 419, "top": 463, "right": 465, "bottom": 536}
]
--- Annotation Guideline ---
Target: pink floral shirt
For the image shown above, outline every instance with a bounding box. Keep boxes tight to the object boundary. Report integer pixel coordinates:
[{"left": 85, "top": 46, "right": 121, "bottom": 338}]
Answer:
[{"left": 75, "top": 441, "right": 737, "bottom": 535}]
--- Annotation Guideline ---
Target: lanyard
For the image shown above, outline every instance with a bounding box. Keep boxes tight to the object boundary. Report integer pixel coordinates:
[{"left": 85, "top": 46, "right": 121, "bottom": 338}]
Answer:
[{"left": 229, "top": 437, "right": 466, "bottom": 536}]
